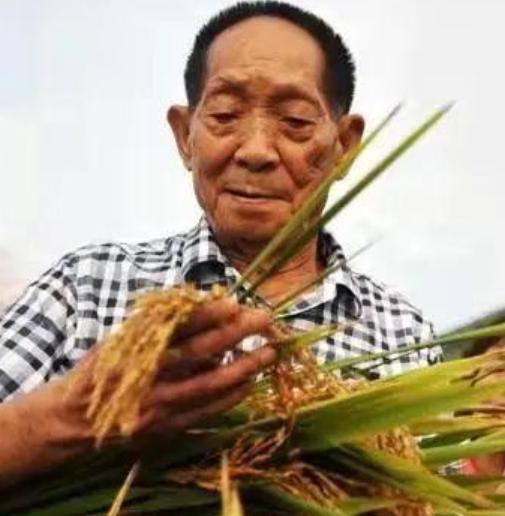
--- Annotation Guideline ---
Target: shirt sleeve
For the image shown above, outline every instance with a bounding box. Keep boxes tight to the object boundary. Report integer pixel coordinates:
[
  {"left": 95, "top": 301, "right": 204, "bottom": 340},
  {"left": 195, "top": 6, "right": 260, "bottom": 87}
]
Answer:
[{"left": 0, "top": 254, "right": 77, "bottom": 402}]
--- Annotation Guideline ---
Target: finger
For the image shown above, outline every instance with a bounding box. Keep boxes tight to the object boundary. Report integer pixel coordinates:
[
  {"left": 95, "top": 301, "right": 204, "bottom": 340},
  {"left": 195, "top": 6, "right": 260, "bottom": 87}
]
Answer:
[
  {"left": 151, "top": 344, "right": 276, "bottom": 407},
  {"left": 156, "top": 355, "right": 221, "bottom": 382},
  {"left": 173, "top": 297, "right": 240, "bottom": 341},
  {"left": 175, "top": 308, "right": 271, "bottom": 359},
  {"left": 165, "top": 382, "right": 251, "bottom": 432},
  {"left": 64, "top": 344, "right": 102, "bottom": 397},
  {"left": 136, "top": 381, "right": 251, "bottom": 437}
]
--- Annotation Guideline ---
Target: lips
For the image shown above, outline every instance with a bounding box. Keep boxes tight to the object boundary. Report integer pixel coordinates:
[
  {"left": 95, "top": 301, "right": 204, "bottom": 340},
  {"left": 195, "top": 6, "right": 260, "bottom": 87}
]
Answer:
[
  {"left": 223, "top": 185, "right": 285, "bottom": 201},
  {"left": 226, "top": 189, "right": 274, "bottom": 200}
]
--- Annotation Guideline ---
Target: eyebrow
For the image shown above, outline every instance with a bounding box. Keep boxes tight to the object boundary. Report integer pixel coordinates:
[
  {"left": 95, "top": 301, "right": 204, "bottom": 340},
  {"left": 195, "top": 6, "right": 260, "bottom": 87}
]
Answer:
[
  {"left": 203, "top": 75, "right": 323, "bottom": 110},
  {"left": 271, "top": 85, "right": 323, "bottom": 112},
  {"left": 203, "top": 77, "right": 248, "bottom": 99}
]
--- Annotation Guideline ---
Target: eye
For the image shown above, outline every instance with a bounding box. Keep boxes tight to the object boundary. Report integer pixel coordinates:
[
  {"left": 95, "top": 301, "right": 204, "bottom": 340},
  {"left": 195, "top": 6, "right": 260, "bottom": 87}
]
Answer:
[
  {"left": 283, "top": 116, "right": 314, "bottom": 129},
  {"left": 210, "top": 112, "right": 238, "bottom": 124}
]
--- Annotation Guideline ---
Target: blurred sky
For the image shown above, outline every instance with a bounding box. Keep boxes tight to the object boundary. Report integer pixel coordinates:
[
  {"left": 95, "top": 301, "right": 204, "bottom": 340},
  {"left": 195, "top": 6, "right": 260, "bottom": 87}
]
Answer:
[{"left": 0, "top": 0, "right": 504, "bottom": 329}]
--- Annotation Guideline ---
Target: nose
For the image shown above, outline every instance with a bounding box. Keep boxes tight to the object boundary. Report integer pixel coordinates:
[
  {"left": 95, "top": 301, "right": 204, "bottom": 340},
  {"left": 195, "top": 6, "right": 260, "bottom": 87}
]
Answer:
[{"left": 234, "top": 117, "right": 280, "bottom": 172}]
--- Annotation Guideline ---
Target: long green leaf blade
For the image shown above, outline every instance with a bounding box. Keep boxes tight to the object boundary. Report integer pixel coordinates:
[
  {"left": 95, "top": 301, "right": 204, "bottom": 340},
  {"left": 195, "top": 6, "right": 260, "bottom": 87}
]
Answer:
[
  {"left": 233, "top": 104, "right": 401, "bottom": 292},
  {"left": 246, "top": 104, "right": 452, "bottom": 295}
]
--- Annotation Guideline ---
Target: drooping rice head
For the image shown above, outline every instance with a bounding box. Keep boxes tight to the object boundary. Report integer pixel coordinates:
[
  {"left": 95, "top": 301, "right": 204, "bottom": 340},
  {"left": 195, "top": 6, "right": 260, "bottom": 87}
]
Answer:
[
  {"left": 246, "top": 346, "right": 352, "bottom": 422},
  {"left": 360, "top": 428, "right": 432, "bottom": 516},
  {"left": 85, "top": 284, "right": 226, "bottom": 445}
]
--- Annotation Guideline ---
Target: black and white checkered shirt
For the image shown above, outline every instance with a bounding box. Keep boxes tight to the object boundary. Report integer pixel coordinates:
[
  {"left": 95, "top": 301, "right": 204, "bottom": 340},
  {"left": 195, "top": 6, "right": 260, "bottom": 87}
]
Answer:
[{"left": 0, "top": 218, "right": 441, "bottom": 402}]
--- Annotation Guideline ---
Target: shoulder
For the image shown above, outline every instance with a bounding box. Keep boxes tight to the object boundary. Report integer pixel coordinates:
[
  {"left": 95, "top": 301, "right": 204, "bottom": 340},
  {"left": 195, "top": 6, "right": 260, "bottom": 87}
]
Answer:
[
  {"left": 351, "top": 270, "right": 430, "bottom": 334},
  {"left": 63, "top": 234, "right": 182, "bottom": 267},
  {"left": 344, "top": 269, "right": 441, "bottom": 375},
  {"left": 0, "top": 231, "right": 194, "bottom": 399},
  {"left": 320, "top": 230, "right": 432, "bottom": 339},
  {"left": 4, "top": 232, "right": 188, "bottom": 334},
  {"left": 46, "top": 232, "right": 188, "bottom": 285}
]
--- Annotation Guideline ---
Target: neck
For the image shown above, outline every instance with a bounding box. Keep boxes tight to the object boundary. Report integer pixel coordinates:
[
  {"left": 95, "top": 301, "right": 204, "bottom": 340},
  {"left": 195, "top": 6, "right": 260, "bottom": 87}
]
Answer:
[{"left": 218, "top": 235, "right": 323, "bottom": 304}]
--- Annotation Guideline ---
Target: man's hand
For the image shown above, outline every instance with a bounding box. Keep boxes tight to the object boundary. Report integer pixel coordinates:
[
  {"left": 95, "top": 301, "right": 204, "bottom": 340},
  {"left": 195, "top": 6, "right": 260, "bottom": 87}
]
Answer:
[
  {"left": 0, "top": 297, "right": 276, "bottom": 486},
  {"left": 136, "top": 297, "right": 275, "bottom": 436}
]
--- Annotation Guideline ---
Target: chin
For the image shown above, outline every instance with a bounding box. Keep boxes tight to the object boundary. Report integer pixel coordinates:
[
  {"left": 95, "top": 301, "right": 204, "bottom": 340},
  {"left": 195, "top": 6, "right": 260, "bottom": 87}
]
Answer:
[
  {"left": 206, "top": 198, "right": 292, "bottom": 247},
  {"left": 213, "top": 216, "right": 284, "bottom": 246}
]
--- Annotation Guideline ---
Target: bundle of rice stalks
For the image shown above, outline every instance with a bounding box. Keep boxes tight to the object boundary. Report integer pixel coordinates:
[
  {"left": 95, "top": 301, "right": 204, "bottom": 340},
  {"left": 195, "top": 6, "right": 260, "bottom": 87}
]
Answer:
[
  {"left": 4, "top": 105, "right": 505, "bottom": 516},
  {"left": 5, "top": 321, "right": 505, "bottom": 515}
]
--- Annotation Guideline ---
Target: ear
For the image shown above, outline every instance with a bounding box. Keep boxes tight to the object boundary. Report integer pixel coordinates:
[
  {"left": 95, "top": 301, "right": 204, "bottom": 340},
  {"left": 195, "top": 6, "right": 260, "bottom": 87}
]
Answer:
[
  {"left": 167, "top": 105, "right": 193, "bottom": 170},
  {"left": 337, "top": 113, "right": 365, "bottom": 155},
  {"left": 334, "top": 114, "right": 365, "bottom": 177}
]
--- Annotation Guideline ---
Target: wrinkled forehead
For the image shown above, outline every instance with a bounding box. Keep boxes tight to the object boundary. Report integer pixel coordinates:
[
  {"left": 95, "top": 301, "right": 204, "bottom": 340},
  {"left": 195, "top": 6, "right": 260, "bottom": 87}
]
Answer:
[{"left": 204, "top": 16, "right": 326, "bottom": 94}]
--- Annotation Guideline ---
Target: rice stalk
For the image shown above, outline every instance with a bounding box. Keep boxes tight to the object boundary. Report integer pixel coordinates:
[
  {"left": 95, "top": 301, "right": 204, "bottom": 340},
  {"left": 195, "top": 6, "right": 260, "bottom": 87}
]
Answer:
[
  {"left": 244, "top": 104, "right": 452, "bottom": 297},
  {"left": 272, "top": 238, "right": 378, "bottom": 316},
  {"left": 106, "top": 460, "right": 140, "bottom": 516},
  {"left": 321, "top": 321, "right": 505, "bottom": 377},
  {"left": 221, "top": 453, "right": 244, "bottom": 516},
  {"left": 232, "top": 104, "right": 402, "bottom": 294}
]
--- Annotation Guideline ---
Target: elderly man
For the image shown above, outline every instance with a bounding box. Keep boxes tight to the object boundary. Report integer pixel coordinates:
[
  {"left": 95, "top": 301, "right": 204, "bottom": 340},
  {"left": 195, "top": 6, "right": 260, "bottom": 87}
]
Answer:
[{"left": 0, "top": 1, "right": 440, "bottom": 486}]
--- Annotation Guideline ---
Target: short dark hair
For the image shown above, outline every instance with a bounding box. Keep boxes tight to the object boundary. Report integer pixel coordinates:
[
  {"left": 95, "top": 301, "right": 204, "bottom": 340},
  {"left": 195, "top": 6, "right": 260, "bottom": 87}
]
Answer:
[{"left": 184, "top": 1, "right": 356, "bottom": 115}]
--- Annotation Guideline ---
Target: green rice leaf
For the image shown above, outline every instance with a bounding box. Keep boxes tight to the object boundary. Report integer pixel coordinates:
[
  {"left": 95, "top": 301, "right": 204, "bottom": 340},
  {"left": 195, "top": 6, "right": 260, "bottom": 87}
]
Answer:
[
  {"left": 18, "top": 485, "right": 218, "bottom": 516},
  {"left": 424, "top": 434, "right": 505, "bottom": 467},
  {"left": 233, "top": 104, "right": 402, "bottom": 293},
  {"left": 411, "top": 416, "right": 505, "bottom": 438},
  {"left": 448, "top": 474, "right": 505, "bottom": 491},
  {"left": 275, "top": 324, "right": 342, "bottom": 357},
  {"left": 290, "top": 354, "right": 505, "bottom": 453},
  {"left": 246, "top": 104, "right": 452, "bottom": 295},
  {"left": 321, "top": 321, "right": 505, "bottom": 375},
  {"left": 244, "top": 484, "right": 400, "bottom": 515},
  {"left": 272, "top": 239, "right": 377, "bottom": 316},
  {"left": 412, "top": 416, "right": 505, "bottom": 448},
  {"left": 335, "top": 444, "right": 492, "bottom": 510}
]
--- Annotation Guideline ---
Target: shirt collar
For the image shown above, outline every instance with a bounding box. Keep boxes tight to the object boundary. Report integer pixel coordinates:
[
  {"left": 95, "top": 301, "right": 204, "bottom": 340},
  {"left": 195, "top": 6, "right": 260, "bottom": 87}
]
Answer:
[
  {"left": 177, "top": 217, "right": 362, "bottom": 318},
  {"left": 313, "top": 231, "right": 363, "bottom": 319},
  {"left": 179, "top": 217, "right": 233, "bottom": 287}
]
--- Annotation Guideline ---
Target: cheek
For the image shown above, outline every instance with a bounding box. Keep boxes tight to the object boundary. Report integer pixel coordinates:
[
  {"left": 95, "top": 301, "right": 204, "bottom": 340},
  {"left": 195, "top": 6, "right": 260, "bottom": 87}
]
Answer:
[
  {"left": 190, "top": 124, "right": 236, "bottom": 177},
  {"left": 191, "top": 170, "right": 212, "bottom": 214},
  {"left": 280, "top": 128, "right": 337, "bottom": 189},
  {"left": 189, "top": 124, "right": 237, "bottom": 212}
]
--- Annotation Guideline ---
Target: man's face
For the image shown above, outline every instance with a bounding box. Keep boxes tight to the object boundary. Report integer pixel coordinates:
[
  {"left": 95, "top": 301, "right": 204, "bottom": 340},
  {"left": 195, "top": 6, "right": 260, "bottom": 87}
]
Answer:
[{"left": 169, "top": 16, "right": 363, "bottom": 246}]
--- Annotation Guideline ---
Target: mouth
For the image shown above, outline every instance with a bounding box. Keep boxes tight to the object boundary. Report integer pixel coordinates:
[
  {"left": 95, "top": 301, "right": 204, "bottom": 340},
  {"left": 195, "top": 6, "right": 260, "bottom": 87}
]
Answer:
[{"left": 224, "top": 187, "right": 283, "bottom": 202}]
